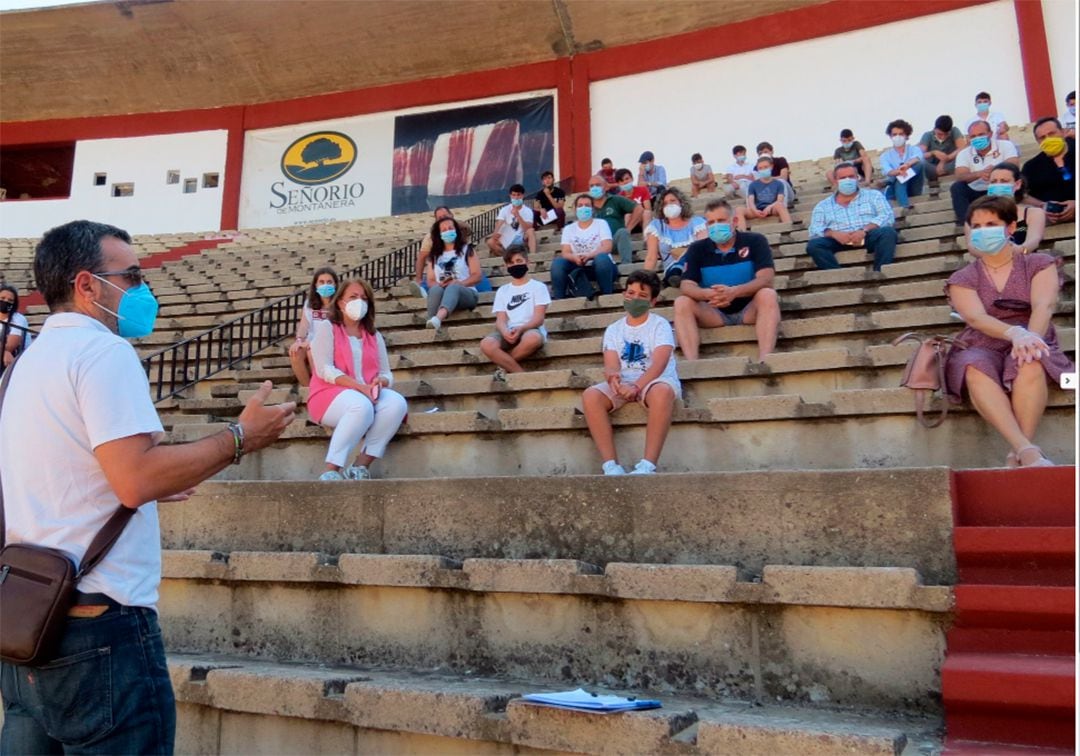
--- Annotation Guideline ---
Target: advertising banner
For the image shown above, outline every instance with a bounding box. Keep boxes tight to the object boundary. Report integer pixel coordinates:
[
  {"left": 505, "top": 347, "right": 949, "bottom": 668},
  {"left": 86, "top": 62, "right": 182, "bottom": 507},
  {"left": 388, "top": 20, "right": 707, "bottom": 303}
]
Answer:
[
  {"left": 392, "top": 95, "right": 554, "bottom": 215},
  {"left": 238, "top": 94, "right": 555, "bottom": 228},
  {"left": 239, "top": 115, "right": 394, "bottom": 228}
]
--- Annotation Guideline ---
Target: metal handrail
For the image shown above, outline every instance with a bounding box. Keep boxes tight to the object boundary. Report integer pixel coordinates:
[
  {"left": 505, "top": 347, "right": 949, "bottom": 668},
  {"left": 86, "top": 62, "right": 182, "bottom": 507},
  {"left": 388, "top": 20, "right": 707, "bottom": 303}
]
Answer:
[{"left": 135, "top": 184, "right": 571, "bottom": 403}]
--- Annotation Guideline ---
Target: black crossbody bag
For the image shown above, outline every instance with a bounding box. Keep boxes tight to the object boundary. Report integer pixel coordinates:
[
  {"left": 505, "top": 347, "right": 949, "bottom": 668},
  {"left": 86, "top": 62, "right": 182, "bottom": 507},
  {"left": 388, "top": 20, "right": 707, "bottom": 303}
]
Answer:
[{"left": 0, "top": 356, "right": 135, "bottom": 665}]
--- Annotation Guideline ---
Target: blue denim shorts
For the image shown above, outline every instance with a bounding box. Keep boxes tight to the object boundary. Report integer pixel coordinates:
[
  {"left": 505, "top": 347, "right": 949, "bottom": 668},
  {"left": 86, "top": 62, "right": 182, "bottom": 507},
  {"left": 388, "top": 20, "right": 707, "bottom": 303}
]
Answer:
[
  {"left": 717, "top": 304, "right": 749, "bottom": 326},
  {"left": 1, "top": 604, "right": 176, "bottom": 755}
]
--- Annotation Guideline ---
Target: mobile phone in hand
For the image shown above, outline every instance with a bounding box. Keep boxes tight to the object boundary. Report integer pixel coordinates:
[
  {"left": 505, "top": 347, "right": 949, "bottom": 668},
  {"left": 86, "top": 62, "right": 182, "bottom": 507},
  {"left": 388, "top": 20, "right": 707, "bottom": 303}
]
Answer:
[{"left": 1044, "top": 201, "right": 1065, "bottom": 214}]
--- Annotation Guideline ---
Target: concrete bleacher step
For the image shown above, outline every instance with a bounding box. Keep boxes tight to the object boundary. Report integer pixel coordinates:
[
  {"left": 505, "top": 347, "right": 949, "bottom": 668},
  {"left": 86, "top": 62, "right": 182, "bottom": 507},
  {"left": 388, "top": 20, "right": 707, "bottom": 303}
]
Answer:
[
  {"left": 169, "top": 653, "right": 941, "bottom": 755},
  {"left": 159, "top": 471, "right": 958, "bottom": 581},
  {"left": 161, "top": 551, "right": 949, "bottom": 710}
]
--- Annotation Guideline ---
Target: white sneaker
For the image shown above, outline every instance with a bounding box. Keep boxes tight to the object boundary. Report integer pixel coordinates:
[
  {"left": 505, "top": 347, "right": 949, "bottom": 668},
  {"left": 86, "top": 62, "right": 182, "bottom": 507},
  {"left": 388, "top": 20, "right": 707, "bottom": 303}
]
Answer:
[
  {"left": 630, "top": 459, "right": 657, "bottom": 475},
  {"left": 343, "top": 465, "right": 371, "bottom": 480},
  {"left": 408, "top": 281, "right": 427, "bottom": 299},
  {"left": 602, "top": 460, "right": 626, "bottom": 476},
  {"left": 426, "top": 316, "right": 442, "bottom": 330},
  {"left": 319, "top": 470, "right": 345, "bottom": 481}
]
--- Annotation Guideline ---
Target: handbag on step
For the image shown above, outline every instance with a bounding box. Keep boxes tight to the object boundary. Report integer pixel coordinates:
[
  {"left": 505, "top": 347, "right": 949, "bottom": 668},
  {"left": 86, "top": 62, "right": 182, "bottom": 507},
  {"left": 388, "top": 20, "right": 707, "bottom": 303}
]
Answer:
[{"left": 892, "top": 332, "right": 966, "bottom": 429}]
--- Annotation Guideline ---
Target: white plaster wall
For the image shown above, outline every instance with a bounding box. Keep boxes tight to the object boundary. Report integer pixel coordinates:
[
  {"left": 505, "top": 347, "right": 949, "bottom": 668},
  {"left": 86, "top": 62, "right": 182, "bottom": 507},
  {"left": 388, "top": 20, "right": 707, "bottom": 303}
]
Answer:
[
  {"left": 1042, "top": 0, "right": 1078, "bottom": 110},
  {"left": 590, "top": 1, "right": 1030, "bottom": 180},
  {"left": 0, "top": 130, "right": 227, "bottom": 239}
]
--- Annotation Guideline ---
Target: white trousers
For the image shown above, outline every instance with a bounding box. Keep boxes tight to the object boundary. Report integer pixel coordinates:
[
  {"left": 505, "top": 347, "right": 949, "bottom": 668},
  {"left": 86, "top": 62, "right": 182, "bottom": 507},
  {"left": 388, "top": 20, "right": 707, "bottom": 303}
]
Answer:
[{"left": 321, "top": 388, "right": 408, "bottom": 467}]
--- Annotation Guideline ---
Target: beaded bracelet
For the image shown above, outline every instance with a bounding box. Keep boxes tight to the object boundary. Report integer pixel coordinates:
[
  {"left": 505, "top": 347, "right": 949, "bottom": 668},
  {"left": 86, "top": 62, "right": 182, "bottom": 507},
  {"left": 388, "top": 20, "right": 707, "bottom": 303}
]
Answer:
[{"left": 226, "top": 422, "right": 245, "bottom": 465}]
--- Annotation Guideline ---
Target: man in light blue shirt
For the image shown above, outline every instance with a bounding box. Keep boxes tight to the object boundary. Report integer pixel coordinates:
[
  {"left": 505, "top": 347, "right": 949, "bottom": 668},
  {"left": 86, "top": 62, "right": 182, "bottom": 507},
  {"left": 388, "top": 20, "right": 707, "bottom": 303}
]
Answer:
[
  {"left": 638, "top": 150, "right": 667, "bottom": 200},
  {"left": 807, "top": 162, "right": 898, "bottom": 271}
]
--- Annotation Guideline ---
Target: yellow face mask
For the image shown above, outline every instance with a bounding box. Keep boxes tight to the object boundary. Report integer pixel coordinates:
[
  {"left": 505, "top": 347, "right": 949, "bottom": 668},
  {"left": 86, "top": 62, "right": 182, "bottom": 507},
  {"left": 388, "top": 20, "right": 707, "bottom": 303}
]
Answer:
[{"left": 1039, "top": 136, "right": 1067, "bottom": 157}]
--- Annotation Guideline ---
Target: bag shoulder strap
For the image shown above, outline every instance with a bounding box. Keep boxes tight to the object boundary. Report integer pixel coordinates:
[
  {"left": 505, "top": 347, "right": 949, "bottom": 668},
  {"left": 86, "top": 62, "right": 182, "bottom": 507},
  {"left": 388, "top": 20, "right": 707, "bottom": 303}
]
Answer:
[{"left": 0, "top": 354, "right": 136, "bottom": 578}]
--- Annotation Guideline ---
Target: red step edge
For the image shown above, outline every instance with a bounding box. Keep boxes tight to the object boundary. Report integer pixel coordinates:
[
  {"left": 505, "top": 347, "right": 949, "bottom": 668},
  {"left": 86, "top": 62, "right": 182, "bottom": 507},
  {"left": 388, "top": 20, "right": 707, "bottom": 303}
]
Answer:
[{"left": 952, "top": 468, "right": 1076, "bottom": 526}]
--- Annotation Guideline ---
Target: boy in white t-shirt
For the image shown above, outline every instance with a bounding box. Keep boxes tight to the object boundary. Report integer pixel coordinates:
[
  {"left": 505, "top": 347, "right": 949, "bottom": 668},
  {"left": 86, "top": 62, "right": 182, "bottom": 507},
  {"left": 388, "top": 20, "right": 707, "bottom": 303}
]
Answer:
[
  {"left": 487, "top": 184, "right": 537, "bottom": 257},
  {"left": 480, "top": 247, "right": 550, "bottom": 379},
  {"left": 582, "top": 270, "right": 681, "bottom": 476}
]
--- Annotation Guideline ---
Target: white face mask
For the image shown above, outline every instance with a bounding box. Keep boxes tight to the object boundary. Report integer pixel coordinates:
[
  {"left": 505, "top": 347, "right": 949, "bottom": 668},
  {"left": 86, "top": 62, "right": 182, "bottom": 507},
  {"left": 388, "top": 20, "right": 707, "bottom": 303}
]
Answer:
[
  {"left": 891, "top": 135, "right": 907, "bottom": 147},
  {"left": 662, "top": 203, "right": 682, "bottom": 219},
  {"left": 693, "top": 162, "right": 703, "bottom": 170},
  {"left": 345, "top": 298, "right": 368, "bottom": 322}
]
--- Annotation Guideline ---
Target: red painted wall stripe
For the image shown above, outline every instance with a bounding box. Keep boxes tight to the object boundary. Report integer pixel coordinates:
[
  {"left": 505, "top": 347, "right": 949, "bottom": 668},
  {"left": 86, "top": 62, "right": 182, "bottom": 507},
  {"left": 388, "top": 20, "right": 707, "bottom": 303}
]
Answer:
[{"left": 1013, "top": 0, "right": 1057, "bottom": 121}]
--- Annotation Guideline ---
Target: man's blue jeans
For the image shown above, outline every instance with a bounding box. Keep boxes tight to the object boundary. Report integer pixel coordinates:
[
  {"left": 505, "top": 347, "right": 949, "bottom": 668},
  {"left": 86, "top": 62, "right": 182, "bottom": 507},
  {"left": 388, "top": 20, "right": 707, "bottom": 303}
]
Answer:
[
  {"left": 1, "top": 606, "right": 175, "bottom": 755},
  {"left": 806, "top": 226, "right": 898, "bottom": 272},
  {"left": 884, "top": 162, "right": 925, "bottom": 208},
  {"left": 551, "top": 254, "right": 618, "bottom": 299}
]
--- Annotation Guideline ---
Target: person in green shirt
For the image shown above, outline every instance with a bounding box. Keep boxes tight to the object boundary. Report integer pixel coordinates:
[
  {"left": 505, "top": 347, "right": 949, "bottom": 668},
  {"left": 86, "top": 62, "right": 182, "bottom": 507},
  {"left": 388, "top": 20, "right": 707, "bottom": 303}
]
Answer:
[
  {"left": 585, "top": 174, "right": 642, "bottom": 264},
  {"left": 827, "top": 128, "right": 873, "bottom": 187}
]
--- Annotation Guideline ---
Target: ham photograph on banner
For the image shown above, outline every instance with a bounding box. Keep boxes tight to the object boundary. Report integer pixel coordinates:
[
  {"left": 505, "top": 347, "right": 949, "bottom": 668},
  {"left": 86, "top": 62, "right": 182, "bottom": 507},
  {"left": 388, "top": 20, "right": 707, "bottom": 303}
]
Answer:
[{"left": 392, "top": 96, "right": 554, "bottom": 215}]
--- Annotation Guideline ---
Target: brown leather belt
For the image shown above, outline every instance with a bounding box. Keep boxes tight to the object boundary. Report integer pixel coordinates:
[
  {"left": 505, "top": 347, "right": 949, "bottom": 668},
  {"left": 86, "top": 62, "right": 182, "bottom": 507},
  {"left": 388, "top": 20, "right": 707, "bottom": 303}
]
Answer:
[{"left": 68, "top": 592, "right": 122, "bottom": 618}]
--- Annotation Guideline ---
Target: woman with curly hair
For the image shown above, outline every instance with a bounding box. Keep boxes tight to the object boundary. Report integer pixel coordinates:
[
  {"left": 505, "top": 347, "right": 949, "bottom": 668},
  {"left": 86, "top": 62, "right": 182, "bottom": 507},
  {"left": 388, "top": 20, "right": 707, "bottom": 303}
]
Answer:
[{"left": 643, "top": 187, "right": 707, "bottom": 287}]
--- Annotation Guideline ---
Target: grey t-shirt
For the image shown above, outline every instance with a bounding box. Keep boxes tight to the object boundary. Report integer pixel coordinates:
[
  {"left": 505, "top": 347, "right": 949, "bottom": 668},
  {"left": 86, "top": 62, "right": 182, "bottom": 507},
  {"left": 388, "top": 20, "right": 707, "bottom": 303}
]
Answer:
[{"left": 919, "top": 127, "right": 962, "bottom": 155}]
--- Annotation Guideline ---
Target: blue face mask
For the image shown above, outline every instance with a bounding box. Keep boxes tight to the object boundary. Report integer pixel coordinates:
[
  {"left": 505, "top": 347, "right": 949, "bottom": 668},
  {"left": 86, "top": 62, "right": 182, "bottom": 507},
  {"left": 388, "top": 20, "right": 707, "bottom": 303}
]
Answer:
[
  {"left": 735, "top": 155, "right": 747, "bottom": 164},
  {"left": 755, "top": 169, "right": 772, "bottom": 180},
  {"left": 986, "top": 183, "right": 1015, "bottom": 197},
  {"left": 837, "top": 177, "right": 859, "bottom": 196},
  {"left": 440, "top": 229, "right": 458, "bottom": 243},
  {"left": 510, "top": 198, "right": 523, "bottom": 207},
  {"left": 588, "top": 185, "right": 604, "bottom": 199},
  {"left": 577, "top": 206, "right": 593, "bottom": 221},
  {"left": 621, "top": 182, "right": 634, "bottom": 193},
  {"left": 976, "top": 102, "right": 990, "bottom": 114},
  {"left": 970, "top": 226, "right": 1009, "bottom": 254},
  {"left": 94, "top": 277, "right": 159, "bottom": 338},
  {"left": 316, "top": 283, "right": 336, "bottom": 299},
  {"left": 971, "top": 135, "right": 991, "bottom": 151},
  {"left": 707, "top": 222, "right": 733, "bottom": 244}
]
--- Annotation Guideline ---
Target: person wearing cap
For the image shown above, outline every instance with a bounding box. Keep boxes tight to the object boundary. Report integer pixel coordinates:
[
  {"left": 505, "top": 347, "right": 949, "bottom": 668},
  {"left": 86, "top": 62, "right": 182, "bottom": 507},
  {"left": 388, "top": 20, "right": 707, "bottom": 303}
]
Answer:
[{"left": 637, "top": 151, "right": 667, "bottom": 200}]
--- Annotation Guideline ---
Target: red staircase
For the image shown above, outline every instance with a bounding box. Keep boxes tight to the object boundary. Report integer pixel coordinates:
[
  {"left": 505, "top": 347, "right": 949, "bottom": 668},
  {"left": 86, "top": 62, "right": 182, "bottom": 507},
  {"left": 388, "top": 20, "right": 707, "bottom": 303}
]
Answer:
[{"left": 944, "top": 467, "right": 1076, "bottom": 753}]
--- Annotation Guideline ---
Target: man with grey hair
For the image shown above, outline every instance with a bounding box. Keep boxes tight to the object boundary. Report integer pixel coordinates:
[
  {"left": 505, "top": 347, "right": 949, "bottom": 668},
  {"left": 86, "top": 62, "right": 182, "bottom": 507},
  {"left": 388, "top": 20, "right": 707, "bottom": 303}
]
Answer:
[{"left": 0, "top": 220, "right": 295, "bottom": 753}]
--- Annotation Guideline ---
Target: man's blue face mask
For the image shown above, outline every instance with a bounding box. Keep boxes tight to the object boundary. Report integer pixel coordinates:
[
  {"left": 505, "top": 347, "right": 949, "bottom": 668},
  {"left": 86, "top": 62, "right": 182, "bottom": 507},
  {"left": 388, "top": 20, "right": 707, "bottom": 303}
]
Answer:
[{"left": 93, "top": 274, "right": 159, "bottom": 338}]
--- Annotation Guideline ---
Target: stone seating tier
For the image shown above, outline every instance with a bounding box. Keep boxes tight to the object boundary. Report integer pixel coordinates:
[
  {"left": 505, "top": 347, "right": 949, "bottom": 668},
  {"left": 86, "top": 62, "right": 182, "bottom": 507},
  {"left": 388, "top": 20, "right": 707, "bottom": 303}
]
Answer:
[{"left": 163, "top": 470, "right": 953, "bottom": 754}]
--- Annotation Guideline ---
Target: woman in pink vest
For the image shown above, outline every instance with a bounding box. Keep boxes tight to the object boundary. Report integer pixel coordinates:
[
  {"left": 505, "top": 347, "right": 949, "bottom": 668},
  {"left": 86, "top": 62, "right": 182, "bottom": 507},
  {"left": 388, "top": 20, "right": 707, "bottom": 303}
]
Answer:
[{"left": 307, "top": 278, "right": 408, "bottom": 480}]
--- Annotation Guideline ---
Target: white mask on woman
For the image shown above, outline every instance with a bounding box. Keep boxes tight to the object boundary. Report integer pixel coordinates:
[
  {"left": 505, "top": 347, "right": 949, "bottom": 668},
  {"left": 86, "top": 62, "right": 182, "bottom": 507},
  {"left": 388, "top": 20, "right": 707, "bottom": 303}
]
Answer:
[{"left": 345, "top": 298, "right": 368, "bottom": 321}]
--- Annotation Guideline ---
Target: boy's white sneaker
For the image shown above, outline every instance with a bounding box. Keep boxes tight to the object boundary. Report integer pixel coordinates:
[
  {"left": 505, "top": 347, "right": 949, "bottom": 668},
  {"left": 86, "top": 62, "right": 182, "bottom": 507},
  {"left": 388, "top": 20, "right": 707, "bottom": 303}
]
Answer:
[
  {"left": 601, "top": 460, "right": 626, "bottom": 476},
  {"left": 630, "top": 459, "right": 657, "bottom": 475},
  {"left": 426, "top": 316, "right": 442, "bottom": 330}
]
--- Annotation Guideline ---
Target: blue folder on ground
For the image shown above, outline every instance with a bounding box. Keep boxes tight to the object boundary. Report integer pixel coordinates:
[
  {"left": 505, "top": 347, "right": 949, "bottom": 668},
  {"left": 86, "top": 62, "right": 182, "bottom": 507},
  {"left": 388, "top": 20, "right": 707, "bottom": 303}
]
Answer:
[{"left": 521, "top": 688, "right": 662, "bottom": 713}]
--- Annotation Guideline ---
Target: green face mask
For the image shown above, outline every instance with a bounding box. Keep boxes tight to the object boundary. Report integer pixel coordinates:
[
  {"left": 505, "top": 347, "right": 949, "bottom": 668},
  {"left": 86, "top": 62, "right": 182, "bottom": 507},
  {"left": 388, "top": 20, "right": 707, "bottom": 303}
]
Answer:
[{"left": 623, "top": 298, "right": 651, "bottom": 317}]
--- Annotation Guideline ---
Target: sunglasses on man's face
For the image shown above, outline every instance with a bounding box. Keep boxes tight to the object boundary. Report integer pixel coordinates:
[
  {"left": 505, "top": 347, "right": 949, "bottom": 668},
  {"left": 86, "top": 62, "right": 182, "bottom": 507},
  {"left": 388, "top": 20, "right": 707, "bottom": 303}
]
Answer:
[{"left": 94, "top": 268, "right": 148, "bottom": 287}]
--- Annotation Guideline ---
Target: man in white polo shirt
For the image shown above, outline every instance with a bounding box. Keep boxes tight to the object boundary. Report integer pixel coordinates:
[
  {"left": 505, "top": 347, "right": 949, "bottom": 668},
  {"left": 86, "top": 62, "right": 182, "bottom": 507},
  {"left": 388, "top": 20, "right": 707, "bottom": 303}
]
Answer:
[
  {"left": 0, "top": 220, "right": 295, "bottom": 753},
  {"left": 950, "top": 119, "right": 1019, "bottom": 223}
]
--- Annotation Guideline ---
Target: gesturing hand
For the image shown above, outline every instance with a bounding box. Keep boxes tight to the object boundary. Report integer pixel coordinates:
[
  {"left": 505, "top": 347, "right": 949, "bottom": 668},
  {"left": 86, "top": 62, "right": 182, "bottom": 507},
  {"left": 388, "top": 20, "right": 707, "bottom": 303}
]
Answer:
[{"left": 237, "top": 381, "right": 297, "bottom": 453}]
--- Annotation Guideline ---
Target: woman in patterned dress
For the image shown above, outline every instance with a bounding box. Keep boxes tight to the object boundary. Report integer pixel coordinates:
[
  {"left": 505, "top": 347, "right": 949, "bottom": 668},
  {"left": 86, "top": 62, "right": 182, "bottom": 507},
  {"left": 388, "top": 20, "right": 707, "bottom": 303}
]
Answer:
[{"left": 944, "top": 195, "right": 1073, "bottom": 467}]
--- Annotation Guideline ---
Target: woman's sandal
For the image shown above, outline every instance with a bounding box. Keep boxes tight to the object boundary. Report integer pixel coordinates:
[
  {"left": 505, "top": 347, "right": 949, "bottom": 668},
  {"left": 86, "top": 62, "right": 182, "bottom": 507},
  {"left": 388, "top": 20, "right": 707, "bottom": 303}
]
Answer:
[{"left": 1015, "top": 445, "right": 1054, "bottom": 467}]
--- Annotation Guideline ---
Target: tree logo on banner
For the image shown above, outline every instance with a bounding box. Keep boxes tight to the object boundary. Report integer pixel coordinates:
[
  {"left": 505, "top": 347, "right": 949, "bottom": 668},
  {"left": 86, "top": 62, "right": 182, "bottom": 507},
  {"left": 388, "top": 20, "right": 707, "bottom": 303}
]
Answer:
[{"left": 280, "top": 132, "right": 358, "bottom": 185}]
